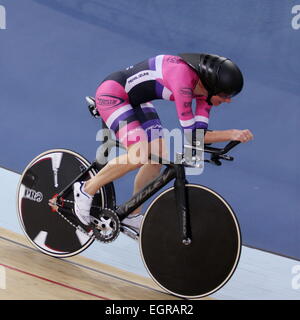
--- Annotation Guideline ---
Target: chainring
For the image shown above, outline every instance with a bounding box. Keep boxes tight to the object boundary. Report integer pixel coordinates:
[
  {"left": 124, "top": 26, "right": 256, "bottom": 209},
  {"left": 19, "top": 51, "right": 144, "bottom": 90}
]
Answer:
[{"left": 90, "top": 208, "right": 120, "bottom": 243}]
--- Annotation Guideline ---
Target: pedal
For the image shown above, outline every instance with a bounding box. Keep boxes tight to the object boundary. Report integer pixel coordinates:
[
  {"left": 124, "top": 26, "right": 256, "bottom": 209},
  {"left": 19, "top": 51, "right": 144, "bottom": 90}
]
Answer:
[{"left": 120, "top": 225, "right": 139, "bottom": 241}]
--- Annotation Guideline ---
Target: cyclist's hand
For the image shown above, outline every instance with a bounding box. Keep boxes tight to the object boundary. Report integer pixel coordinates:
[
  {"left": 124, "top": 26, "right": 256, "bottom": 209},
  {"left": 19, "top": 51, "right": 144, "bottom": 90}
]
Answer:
[{"left": 230, "top": 129, "right": 254, "bottom": 143}]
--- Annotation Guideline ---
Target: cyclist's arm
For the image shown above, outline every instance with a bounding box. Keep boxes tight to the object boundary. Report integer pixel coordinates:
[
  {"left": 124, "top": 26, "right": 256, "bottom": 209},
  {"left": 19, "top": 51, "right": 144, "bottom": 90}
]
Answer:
[
  {"left": 194, "top": 97, "right": 212, "bottom": 130},
  {"left": 204, "top": 129, "right": 254, "bottom": 143},
  {"left": 166, "top": 62, "right": 198, "bottom": 131},
  {"left": 169, "top": 80, "right": 196, "bottom": 131}
]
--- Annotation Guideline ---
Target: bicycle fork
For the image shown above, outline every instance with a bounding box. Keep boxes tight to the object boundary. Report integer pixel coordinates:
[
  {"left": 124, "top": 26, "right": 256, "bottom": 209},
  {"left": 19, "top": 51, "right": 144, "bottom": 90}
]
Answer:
[{"left": 173, "top": 164, "right": 192, "bottom": 245}]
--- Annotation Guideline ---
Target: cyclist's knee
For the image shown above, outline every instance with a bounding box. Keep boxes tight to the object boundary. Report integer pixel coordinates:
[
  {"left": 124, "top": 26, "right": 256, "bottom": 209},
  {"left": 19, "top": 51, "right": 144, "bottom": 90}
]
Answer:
[
  {"left": 127, "top": 140, "right": 150, "bottom": 167},
  {"left": 126, "top": 138, "right": 166, "bottom": 169}
]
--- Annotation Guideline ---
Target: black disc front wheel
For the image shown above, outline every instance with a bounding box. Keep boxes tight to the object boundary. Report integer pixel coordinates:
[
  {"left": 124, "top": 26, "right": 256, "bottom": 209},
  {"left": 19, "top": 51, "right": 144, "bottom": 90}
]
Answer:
[{"left": 140, "top": 184, "right": 241, "bottom": 299}]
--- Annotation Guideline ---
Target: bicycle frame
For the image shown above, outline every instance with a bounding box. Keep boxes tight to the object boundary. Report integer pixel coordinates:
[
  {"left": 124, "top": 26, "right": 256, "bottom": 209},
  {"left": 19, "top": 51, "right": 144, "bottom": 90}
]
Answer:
[{"left": 56, "top": 155, "right": 192, "bottom": 244}]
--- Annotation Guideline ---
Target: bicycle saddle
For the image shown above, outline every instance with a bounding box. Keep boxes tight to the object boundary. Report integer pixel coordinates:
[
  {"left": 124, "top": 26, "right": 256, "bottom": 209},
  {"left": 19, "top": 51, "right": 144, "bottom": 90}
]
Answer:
[{"left": 86, "top": 96, "right": 100, "bottom": 118}]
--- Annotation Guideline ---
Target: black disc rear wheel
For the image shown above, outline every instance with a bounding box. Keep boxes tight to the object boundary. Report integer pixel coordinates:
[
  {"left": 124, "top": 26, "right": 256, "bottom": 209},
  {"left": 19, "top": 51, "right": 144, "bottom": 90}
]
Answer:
[{"left": 17, "top": 149, "right": 115, "bottom": 258}]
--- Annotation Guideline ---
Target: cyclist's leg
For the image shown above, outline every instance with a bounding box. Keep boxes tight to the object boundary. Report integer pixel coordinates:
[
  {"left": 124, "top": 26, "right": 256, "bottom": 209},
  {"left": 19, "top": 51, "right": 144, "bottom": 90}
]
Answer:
[
  {"left": 120, "top": 138, "right": 166, "bottom": 230},
  {"left": 84, "top": 80, "right": 151, "bottom": 196},
  {"left": 84, "top": 140, "right": 148, "bottom": 196},
  {"left": 131, "top": 141, "right": 165, "bottom": 215},
  {"left": 130, "top": 103, "right": 166, "bottom": 215},
  {"left": 73, "top": 138, "right": 148, "bottom": 225}
]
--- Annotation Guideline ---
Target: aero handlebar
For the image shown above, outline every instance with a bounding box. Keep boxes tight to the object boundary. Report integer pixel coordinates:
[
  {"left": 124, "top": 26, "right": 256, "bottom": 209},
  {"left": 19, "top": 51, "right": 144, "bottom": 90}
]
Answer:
[{"left": 204, "top": 141, "right": 241, "bottom": 166}]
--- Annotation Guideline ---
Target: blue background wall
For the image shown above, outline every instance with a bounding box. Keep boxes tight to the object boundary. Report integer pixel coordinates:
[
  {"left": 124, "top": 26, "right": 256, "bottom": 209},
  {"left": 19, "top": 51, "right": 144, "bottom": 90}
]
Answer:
[{"left": 1, "top": 0, "right": 299, "bottom": 259}]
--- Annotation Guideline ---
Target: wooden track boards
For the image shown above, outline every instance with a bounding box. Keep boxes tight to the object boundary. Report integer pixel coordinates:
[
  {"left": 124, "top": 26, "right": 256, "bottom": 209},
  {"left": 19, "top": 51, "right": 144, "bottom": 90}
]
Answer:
[{"left": 0, "top": 227, "right": 185, "bottom": 300}]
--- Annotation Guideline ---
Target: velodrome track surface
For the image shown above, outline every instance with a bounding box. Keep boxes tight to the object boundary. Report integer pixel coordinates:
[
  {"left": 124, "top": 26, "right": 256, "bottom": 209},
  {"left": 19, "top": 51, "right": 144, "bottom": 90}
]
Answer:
[{"left": 0, "top": 167, "right": 299, "bottom": 300}]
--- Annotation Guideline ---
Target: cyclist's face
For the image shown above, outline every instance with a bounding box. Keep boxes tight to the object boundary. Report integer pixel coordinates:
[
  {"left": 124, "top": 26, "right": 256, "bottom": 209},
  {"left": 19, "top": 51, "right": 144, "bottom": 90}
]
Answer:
[
  {"left": 194, "top": 81, "right": 232, "bottom": 106},
  {"left": 210, "top": 95, "right": 232, "bottom": 106}
]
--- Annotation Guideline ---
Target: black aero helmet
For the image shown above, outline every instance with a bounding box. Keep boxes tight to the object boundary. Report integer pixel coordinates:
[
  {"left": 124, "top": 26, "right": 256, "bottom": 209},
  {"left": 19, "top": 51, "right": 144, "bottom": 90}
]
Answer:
[{"left": 179, "top": 53, "right": 244, "bottom": 105}]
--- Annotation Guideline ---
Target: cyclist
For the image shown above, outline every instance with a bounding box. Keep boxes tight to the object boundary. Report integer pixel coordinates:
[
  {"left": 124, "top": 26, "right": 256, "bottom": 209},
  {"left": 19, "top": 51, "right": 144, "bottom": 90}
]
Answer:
[{"left": 68, "top": 53, "right": 253, "bottom": 231}]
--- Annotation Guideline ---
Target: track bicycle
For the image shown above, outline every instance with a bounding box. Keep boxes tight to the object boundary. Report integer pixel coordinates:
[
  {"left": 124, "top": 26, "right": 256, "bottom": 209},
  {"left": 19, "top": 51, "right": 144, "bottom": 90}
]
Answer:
[{"left": 16, "top": 97, "right": 242, "bottom": 299}]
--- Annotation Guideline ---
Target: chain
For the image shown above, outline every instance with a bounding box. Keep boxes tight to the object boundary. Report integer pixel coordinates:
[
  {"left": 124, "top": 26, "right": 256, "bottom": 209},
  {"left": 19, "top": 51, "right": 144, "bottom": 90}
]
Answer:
[
  {"left": 54, "top": 200, "right": 122, "bottom": 243},
  {"left": 55, "top": 202, "right": 95, "bottom": 240},
  {"left": 60, "top": 198, "right": 103, "bottom": 210}
]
